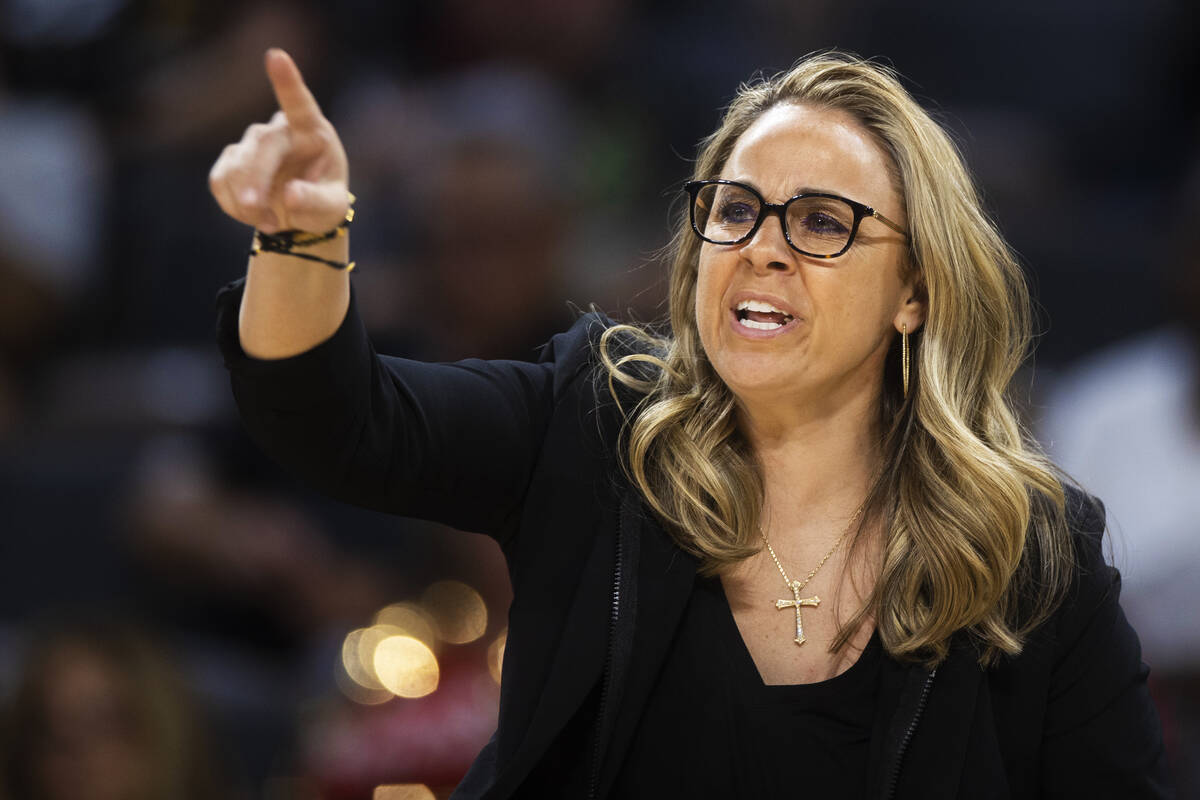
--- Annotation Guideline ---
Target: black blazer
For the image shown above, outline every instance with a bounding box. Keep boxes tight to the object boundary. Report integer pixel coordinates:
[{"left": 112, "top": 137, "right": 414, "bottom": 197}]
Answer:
[{"left": 217, "top": 281, "right": 1172, "bottom": 799}]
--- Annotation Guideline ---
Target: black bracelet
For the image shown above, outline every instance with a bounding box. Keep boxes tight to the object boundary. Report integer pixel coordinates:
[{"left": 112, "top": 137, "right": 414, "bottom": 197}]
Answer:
[
  {"left": 249, "top": 234, "right": 357, "bottom": 271},
  {"left": 248, "top": 192, "right": 357, "bottom": 271}
]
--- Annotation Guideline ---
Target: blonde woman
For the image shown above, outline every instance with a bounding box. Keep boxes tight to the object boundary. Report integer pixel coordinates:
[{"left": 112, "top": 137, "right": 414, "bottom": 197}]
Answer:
[{"left": 210, "top": 49, "right": 1170, "bottom": 798}]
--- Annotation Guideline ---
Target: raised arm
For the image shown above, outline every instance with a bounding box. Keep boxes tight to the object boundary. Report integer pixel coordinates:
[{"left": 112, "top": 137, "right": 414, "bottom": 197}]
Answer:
[
  {"left": 209, "top": 50, "right": 613, "bottom": 543},
  {"left": 208, "top": 48, "right": 350, "bottom": 360}
]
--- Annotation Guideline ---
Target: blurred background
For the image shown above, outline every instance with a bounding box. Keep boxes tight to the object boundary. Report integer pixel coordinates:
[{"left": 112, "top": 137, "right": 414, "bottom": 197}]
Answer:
[{"left": 0, "top": 0, "right": 1196, "bottom": 797}]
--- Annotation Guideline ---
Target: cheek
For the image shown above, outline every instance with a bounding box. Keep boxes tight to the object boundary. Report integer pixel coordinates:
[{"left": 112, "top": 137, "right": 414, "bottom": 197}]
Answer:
[
  {"left": 694, "top": 252, "right": 724, "bottom": 316},
  {"left": 693, "top": 261, "right": 722, "bottom": 346}
]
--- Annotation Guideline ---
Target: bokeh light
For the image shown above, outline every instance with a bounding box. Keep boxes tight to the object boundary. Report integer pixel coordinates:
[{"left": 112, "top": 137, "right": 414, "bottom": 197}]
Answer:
[
  {"left": 341, "top": 627, "right": 387, "bottom": 691},
  {"left": 373, "top": 601, "right": 437, "bottom": 648},
  {"left": 356, "top": 624, "right": 406, "bottom": 679},
  {"left": 373, "top": 785, "right": 435, "bottom": 800},
  {"left": 373, "top": 635, "right": 439, "bottom": 698},
  {"left": 420, "top": 580, "right": 488, "bottom": 644},
  {"left": 334, "top": 658, "right": 392, "bottom": 705},
  {"left": 487, "top": 629, "right": 507, "bottom": 685}
]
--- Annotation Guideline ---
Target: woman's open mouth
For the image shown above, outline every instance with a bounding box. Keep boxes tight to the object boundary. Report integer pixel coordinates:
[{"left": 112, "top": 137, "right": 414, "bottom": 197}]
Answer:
[{"left": 735, "top": 299, "right": 795, "bottom": 331}]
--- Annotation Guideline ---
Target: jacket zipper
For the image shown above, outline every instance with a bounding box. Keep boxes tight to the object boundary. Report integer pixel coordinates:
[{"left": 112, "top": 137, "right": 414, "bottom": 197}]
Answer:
[
  {"left": 884, "top": 667, "right": 937, "bottom": 800},
  {"left": 587, "top": 518, "right": 624, "bottom": 799}
]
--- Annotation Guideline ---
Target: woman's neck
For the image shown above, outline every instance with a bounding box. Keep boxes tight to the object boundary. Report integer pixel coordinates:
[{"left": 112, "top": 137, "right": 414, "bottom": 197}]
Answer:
[{"left": 741, "top": 389, "right": 882, "bottom": 522}]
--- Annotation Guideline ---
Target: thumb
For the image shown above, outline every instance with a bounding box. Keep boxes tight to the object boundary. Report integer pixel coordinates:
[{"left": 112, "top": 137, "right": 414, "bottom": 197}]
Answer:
[{"left": 280, "top": 179, "right": 349, "bottom": 232}]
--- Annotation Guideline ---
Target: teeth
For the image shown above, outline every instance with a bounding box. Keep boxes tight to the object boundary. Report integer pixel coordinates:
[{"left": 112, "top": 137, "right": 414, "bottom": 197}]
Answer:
[
  {"left": 736, "top": 299, "right": 788, "bottom": 314},
  {"left": 739, "top": 318, "right": 783, "bottom": 330}
]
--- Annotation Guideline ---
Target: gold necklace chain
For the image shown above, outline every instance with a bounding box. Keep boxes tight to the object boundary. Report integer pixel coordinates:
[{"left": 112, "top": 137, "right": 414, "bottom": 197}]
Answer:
[{"left": 759, "top": 503, "right": 865, "bottom": 592}]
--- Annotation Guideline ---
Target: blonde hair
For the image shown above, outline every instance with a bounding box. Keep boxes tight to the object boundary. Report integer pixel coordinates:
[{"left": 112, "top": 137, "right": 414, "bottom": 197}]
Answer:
[{"left": 600, "top": 52, "right": 1072, "bottom": 667}]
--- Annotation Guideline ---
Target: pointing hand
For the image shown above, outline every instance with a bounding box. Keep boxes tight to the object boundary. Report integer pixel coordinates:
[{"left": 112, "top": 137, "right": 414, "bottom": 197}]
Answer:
[{"left": 208, "top": 48, "right": 349, "bottom": 235}]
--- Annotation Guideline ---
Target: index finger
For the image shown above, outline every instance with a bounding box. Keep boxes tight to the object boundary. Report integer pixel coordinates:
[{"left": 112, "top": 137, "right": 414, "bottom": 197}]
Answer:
[{"left": 265, "top": 48, "right": 323, "bottom": 129}]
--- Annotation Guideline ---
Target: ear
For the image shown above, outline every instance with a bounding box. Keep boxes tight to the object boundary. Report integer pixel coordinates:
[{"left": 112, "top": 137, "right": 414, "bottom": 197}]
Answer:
[{"left": 893, "top": 275, "right": 927, "bottom": 334}]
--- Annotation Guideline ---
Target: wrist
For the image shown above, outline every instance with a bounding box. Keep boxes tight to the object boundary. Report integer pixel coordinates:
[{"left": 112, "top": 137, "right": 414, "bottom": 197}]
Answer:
[{"left": 250, "top": 192, "right": 356, "bottom": 271}]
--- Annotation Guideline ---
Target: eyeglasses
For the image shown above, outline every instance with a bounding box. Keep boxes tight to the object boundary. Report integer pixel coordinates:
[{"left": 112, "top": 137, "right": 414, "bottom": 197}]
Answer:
[{"left": 684, "top": 179, "right": 909, "bottom": 258}]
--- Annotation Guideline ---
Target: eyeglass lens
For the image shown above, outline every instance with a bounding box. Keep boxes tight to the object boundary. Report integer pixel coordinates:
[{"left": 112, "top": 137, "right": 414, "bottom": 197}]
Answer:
[{"left": 693, "top": 183, "right": 857, "bottom": 256}]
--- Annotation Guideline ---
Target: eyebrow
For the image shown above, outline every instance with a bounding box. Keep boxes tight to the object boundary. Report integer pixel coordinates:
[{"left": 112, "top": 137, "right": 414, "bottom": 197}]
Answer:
[
  {"left": 725, "top": 177, "right": 846, "bottom": 199},
  {"left": 791, "top": 185, "right": 843, "bottom": 198}
]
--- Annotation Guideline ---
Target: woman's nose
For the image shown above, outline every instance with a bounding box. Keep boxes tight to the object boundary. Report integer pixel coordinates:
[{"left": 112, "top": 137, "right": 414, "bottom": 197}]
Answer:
[{"left": 740, "top": 209, "right": 796, "bottom": 273}]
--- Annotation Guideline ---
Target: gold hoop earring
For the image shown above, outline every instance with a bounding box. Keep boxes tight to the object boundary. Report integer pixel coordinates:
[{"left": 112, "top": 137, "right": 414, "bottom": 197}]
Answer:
[{"left": 901, "top": 324, "right": 910, "bottom": 400}]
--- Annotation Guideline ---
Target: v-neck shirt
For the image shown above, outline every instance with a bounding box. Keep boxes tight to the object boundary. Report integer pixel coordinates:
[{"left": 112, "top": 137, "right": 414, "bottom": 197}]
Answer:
[{"left": 611, "top": 572, "right": 882, "bottom": 798}]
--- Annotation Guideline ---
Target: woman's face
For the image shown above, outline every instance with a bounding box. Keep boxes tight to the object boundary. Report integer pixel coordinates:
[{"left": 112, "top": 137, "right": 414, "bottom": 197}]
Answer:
[{"left": 694, "top": 102, "right": 920, "bottom": 418}]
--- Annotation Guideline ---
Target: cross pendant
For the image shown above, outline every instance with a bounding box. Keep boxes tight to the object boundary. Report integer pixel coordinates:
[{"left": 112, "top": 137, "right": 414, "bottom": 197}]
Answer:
[{"left": 775, "top": 580, "right": 820, "bottom": 646}]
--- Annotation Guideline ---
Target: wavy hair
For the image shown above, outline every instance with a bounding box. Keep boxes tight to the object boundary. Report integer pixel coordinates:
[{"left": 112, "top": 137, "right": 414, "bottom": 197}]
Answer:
[{"left": 599, "top": 52, "right": 1073, "bottom": 667}]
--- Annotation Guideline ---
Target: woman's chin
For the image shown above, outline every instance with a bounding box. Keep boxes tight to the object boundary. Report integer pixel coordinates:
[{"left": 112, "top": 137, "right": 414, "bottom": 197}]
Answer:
[{"left": 719, "top": 370, "right": 807, "bottom": 407}]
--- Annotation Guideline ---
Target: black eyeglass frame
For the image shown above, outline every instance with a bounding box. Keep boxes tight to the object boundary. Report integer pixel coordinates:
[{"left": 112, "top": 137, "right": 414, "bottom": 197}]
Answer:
[{"left": 684, "top": 179, "right": 909, "bottom": 259}]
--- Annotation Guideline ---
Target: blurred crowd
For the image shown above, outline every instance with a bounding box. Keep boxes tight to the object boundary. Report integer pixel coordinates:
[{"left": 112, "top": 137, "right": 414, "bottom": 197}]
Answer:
[{"left": 0, "top": 0, "right": 1196, "bottom": 797}]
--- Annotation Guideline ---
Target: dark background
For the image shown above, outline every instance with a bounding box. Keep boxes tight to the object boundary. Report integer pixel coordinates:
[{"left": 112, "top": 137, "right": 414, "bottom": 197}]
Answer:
[{"left": 0, "top": 0, "right": 1196, "bottom": 797}]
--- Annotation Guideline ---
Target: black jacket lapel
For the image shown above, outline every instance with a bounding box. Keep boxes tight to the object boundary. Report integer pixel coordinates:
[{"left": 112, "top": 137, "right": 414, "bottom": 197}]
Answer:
[
  {"left": 486, "top": 520, "right": 613, "bottom": 797},
  {"left": 869, "top": 637, "right": 985, "bottom": 799},
  {"left": 595, "top": 493, "right": 698, "bottom": 797}
]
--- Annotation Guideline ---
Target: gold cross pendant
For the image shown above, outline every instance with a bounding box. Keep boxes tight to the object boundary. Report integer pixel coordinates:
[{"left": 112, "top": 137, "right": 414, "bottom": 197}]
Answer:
[{"left": 775, "top": 580, "right": 820, "bottom": 646}]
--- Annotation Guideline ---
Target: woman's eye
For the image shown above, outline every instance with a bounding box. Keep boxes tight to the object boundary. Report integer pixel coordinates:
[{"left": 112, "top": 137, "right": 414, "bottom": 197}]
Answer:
[
  {"left": 800, "top": 211, "right": 848, "bottom": 235},
  {"left": 717, "top": 201, "right": 757, "bottom": 223}
]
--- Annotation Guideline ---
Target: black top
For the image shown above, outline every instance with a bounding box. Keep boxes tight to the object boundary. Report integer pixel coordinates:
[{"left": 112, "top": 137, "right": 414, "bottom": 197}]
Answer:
[
  {"left": 216, "top": 288, "right": 1171, "bottom": 798},
  {"left": 612, "top": 573, "right": 882, "bottom": 798}
]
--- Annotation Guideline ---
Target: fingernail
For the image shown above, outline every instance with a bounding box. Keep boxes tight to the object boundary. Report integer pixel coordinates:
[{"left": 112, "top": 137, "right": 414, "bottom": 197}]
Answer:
[{"left": 239, "top": 188, "right": 258, "bottom": 207}]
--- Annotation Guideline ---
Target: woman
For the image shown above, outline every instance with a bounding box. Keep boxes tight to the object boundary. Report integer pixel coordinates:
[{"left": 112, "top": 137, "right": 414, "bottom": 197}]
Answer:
[{"left": 209, "top": 49, "right": 1171, "bottom": 797}]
